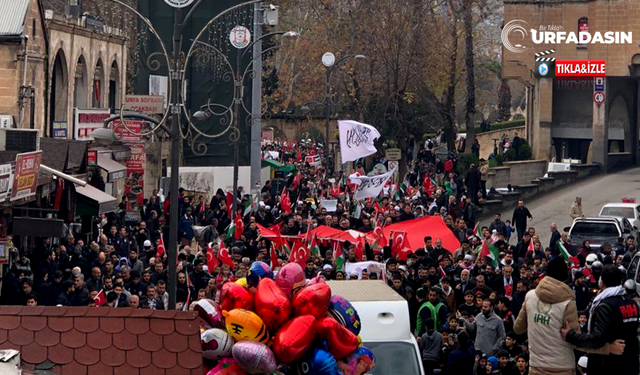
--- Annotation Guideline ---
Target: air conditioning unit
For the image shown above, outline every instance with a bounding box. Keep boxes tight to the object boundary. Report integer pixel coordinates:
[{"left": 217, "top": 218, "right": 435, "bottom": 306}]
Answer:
[
  {"left": 0, "top": 116, "right": 14, "bottom": 129},
  {"left": 0, "top": 129, "right": 40, "bottom": 152}
]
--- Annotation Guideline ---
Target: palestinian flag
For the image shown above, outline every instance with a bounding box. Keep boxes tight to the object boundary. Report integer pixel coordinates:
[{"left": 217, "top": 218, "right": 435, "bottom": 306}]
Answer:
[
  {"left": 333, "top": 241, "right": 344, "bottom": 271},
  {"left": 282, "top": 241, "right": 292, "bottom": 255},
  {"left": 480, "top": 240, "right": 499, "bottom": 268},
  {"left": 309, "top": 236, "right": 320, "bottom": 256},
  {"left": 395, "top": 182, "right": 407, "bottom": 199},
  {"left": 226, "top": 221, "right": 235, "bottom": 239},
  {"left": 473, "top": 222, "right": 480, "bottom": 238},
  {"left": 557, "top": 240, "right": 571, "bottom": 262},
  {"left": 243, "top": 199, "right": 252, "bottom": 217}
]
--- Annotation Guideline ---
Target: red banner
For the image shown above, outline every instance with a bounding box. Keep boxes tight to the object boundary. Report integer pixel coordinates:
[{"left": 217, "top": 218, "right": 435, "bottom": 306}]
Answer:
[
  {"left": 112, "top": 120, "right": 144, "bottom": 143},
  {"left": 124, "top": 145, "right": 145, "bottom": 209}
]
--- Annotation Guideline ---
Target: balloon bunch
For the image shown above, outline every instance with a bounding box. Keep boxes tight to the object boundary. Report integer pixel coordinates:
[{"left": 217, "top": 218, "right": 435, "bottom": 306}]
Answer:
[{"left": 194, "top": 261, "right": 376, "bottom": 375}]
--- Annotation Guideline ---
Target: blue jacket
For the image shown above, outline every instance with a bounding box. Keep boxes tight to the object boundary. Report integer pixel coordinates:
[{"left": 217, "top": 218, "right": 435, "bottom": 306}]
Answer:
[{"left": 178, "top": 215, "right": 195, "bottom": 240}]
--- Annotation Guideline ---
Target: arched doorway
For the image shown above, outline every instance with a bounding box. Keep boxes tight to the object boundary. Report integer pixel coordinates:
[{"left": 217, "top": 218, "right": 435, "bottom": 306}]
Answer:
[
  {"left": 109, "top": 60, "right": 120, "bottom": 111},
  {"left": 50, "top": 50, "right": 68, "bottom": 135},
  {"left": 608, "top": 95, "right": 631, "bottom": 153},
  {"left": 93, "top": 59, "right": 105, "bottom": 108},
  {"left": 73, "top": 55, "right": 88, "bottom": 109}
]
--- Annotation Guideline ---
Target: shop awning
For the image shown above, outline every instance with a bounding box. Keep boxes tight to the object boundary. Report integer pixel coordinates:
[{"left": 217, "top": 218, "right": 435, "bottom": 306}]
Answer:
[
  {"left": 97, "top": 154, "right": 126, "bottom": 182},
  {"left": 75, "top": 184, "right": 117, "bottom": 216}
]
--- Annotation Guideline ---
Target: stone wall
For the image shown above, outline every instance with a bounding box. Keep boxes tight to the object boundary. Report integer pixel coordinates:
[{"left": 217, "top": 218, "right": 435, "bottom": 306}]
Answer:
[
  {"left": 486, "top": 159, "right": 548, "bottom": 188},
  {"left": 263, "top": 117, "right": 336, "bottom": 144},
  {"left": 475, "top": 126, "right": 526, "bottom": 160}
]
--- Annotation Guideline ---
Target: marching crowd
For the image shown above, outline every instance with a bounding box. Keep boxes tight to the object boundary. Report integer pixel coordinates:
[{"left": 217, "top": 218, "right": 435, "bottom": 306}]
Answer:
[{"left": 0, "top": 138, "right": 639, "bottom": 375}]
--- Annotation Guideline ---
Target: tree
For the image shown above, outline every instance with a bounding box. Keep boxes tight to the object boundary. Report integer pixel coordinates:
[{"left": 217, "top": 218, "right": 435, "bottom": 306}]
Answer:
[
  {"left": 498, "top": 80, "right": 512, "bottom": 122},
  {"left": 463, "top": 0, "right": 476, "bottom": 154},
  {"left": 442, "top": 0, "right": 460, "bottom": 152}
]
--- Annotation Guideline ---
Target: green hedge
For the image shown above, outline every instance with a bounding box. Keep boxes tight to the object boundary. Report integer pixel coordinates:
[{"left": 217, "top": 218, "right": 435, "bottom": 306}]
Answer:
[{"left": 474, "top": 119, "right": 525, "bottom": 134}]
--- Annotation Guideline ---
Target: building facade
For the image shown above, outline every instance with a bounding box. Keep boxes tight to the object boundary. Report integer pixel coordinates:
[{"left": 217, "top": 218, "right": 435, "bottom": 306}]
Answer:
[
  {"left": 0, "top": 0, "right": 48, "bottom": 132},
  {"left": 502, "top": 0, "right": 640, "bottom": 170}
]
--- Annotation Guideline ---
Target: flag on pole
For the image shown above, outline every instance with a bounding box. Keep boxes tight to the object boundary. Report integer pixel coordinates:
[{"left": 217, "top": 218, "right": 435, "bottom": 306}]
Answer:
[
  {"left": 391, "top": 231, "right": 412, "bottom": 260},
  {"left": 226, "top": 191, "right": 234, "bottom": 217},
  {"left": 270, "top": 243, "right": 280, "bottom": 269},
  {"left": 156, "top": 234, "right": 166, "bottom": 258},
  {"left": 480, "top": 240, "right": 500, "bottom": 268},
  {"left": 219, "top": 241, "right": 235, "bottom": 269},
  {"left": 355, "top": 236, "right": 365, "bottom": 261},
  {"left": 94, "top": 289, "right": 107, "bottom": 306},
  {"left": 372, "top": 225, "right": 388, "bottom": 249},
  {"left": 282, "top": 241, "right": 292, "bottom": 255},
  {"left": 289, "top": 240, "right": 310, "bottom": 268},
  {"left": 439, "top": 266, "right": 447, "bottom": 279},
  {"left": 526, "top": 238, "right": 535, "bottom": 258},
  {"left": 423, "top": 173, "right": 435, "bottom": 196},
  {"left": 206, "top": 244, "right": 220, "bottom": 272},
  {"left": 309, "top": 235, "right": 320, "bottom": 256},
  {"left": 334, "top": 243, "right": 345, "bottom": 271},
  {"left": 556, "top": 240, "right": 571, "bottom": 262},
  {"left": 473, "top": 222, "right": 480, "bottom": 238},
  {"left": 234, "top": 212, "right": 244, "bottom": 240},
  {"left": 280, "top": 187, "right": 292, "bottom": 214},
  {"left": 243, "top": 199, "right": 252, "bottom": 217},
  {"left": 226, "top": 221, "right": 235, "bottom": 240}
]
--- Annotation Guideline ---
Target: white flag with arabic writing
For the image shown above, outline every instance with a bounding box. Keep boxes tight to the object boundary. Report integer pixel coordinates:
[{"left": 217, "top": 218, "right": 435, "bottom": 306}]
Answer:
[
  {"left": 338, "top": 120, "right": 381, "bottom": 164},
  {"left": 349, "top": 168, "right": 396, "bottom": 200}
]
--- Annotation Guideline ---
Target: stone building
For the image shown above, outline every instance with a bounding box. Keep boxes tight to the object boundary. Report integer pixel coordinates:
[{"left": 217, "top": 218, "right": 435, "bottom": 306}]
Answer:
[
  {"left": 0, "top": 0, "right": 48, "bottom": 131},
  {"left": 45, "top": 5, "right": 127, "bottom": 140},
  {"left": 502, "top": 0, "right": 640, "bottom": 170}
]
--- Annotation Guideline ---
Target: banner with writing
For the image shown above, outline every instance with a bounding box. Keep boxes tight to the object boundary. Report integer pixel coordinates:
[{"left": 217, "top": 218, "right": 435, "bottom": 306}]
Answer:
[
  {"left": 349, "top": 168, "right": 396, "bottom": 200},
  {"left": 338, "top": 120, "right": 381, "bottom": 164}
]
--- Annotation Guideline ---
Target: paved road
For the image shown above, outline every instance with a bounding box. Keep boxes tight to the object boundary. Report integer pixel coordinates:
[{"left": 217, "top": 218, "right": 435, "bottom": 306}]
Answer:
[{"left": 499, "top": 167, "right": 640, "bottom": 247}]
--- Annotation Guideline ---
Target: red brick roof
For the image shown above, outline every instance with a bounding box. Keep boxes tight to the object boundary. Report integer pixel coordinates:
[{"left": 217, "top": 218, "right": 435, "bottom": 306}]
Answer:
[{"left": 0, "top": 306, "right": 203, "bottom": 375}]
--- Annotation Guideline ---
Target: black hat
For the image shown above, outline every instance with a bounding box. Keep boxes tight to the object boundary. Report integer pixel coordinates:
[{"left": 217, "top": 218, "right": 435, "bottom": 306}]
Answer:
[
  {"left": 547, "top": 256, "right": 568, "bottom": 282},
  {"left": 194, "top": 258, "right": 204, "bottom": 267}
]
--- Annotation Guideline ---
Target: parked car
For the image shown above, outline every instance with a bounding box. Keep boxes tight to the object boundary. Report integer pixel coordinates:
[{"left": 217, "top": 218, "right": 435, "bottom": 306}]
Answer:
[
  {"left": 625, "top": 252, "right": 640, "bottom": 295},
  {"left": 599, "top": 202, "right": 640, "bottom": 231},
  {"left": 568, "top": 217, "right": 632, "bottom": 252}
]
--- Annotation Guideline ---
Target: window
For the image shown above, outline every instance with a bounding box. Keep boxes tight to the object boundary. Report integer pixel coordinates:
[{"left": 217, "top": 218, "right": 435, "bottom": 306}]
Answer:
[
  {"left": 32, "top": 19, "right": 36, "bottom": 38},
  {"left": 600, "top": 207, "right": 634, "bottom": 219},
  {"left": 628, "top": 254, "right": 639, "bottom": 281},
  {"left": 571, "top": 222, "right": 620, "bottom": 237}
]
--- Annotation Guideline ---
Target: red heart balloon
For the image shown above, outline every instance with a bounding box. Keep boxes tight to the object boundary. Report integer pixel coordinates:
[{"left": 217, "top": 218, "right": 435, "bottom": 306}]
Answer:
[
  {"left": 292, "top": 283, "right": 332, "bottom": 319},
  {"left": 317, "top": 317, "right": 359, "bottom": 360},
  {"left": 254, "top": 278, "right": 292, "bottom": 332},
  {"left": 220, "top": 282, "right": 253, "bottom": 312},
  {"left": 273, "top": 315, "right": 317, "bottom": 363}
]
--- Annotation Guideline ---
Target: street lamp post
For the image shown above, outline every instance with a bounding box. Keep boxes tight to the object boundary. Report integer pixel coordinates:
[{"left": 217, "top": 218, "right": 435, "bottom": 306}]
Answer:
[{"left": 321, "top": 53, "right": 366, "bottom": 172}]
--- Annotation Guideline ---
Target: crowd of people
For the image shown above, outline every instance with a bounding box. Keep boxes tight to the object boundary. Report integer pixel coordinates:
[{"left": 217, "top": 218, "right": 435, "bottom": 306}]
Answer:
[{"left": 0, "top": 138, "right": 638, "bottom": 375}]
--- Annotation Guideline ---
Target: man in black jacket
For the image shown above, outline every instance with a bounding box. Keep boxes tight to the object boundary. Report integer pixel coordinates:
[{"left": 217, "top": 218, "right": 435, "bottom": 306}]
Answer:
[
  {"left": 511, "top": 200, "right": 533, "bottom": 242},
  {"left": 562, "top": 265, "right": 639, "bottom": 375}
]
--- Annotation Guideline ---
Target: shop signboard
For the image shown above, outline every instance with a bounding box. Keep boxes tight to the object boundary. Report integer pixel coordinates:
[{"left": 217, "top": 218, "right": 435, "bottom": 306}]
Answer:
[{"left": 11, "top": 151, "right": 42, "bottom": 201}]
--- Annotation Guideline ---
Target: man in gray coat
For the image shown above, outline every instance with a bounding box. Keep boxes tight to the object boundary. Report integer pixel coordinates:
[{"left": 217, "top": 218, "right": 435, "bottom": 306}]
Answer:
[
  {"left": 419, "top": 318, "right": 443, "bottom": 375},
  {"left": 461, "top": 298, "right": 505, "bottom": 355}
]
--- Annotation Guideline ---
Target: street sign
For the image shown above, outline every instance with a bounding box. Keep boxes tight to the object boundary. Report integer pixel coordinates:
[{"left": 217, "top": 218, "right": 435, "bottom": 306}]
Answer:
[
  {"left": 229, "top": 26, "right": 251, "bottom": 49},
  {"left": 385, "top": 148, "right": 402, "bottom": 161},
  {"left": 388, "top": 161, "right": 399, "bottom": 177},
  {"left": 164, "top": 0, "right": 195, "bottom": 8},
  {"left": 594, "top": 77, "right": 605, "bottom": 91},
  {"left": 123, "top": 95, "right": 164, "bottom": 114},
  {"left": 593, "top": 91, "right": 605, "bottom": 106},
  {"left": 52, "top": 121, "right": 68, "bottom": 139}
]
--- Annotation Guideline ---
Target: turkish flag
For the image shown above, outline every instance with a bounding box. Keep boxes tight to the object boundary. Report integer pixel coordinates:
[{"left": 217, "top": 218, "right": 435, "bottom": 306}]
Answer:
[
  {"left": 234, "top": 213, "right": 244, "bottom": 240},
  {"left": 372, "top": 225, "right": 388, "bottom": 248},
  {"left": 355, "top": 236, "right": 365, "bottom": 261},
  {"left": 270, "top": 242, "right": 280, "bottom": 269},
  {"left": 280, "top": 188, "right": 292, "bottom": 214},
  {"left": 156, "top": 233, "right": 165, "bottom": 258},
  {"left": 219, "top": 241, "right": 235, "bottom": 270},
  {"left": 94, "top": 289, "right": 107, "bottom": 306},
  {"left": 423, "top": 173, "right": 435, "bottom": 196},
  {"left": 289, "top": 240, "right": 310, "bottom": 267},
  {"left": 391, "top": 231, "right": 412, "bottom": 260},
  {"left": 226, "top": 191, "right": 234, "bottom": 216},
  {"left": 206, "top": 245, "right": 220, "bottom": 272}
]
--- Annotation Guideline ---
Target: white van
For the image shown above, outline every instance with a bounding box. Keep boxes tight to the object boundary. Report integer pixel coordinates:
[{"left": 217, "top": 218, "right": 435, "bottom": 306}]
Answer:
[{"left": 327, "top": 280, "right": 425, "bottom": 375}]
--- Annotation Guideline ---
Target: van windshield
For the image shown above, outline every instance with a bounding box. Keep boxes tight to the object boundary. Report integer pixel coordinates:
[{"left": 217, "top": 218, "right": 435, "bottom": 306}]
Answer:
[
  {"left": 363, "top": 341, "right": 421, "bottom": 375},
  {"left": 601, "top": 207, "right": 635, "bottom": 219},
  {"left": 571, "top": 222, "right": 620, "bottom": 237}
]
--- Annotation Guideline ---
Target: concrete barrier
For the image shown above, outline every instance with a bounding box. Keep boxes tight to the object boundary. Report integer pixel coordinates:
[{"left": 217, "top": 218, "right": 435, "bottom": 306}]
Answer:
[{"left": 486, "top": 160, "right": 548, "bottom": 189}]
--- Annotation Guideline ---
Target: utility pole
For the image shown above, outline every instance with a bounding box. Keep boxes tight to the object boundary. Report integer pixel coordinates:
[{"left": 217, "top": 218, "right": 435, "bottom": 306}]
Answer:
[{"left": 250, "top": 3, "right": 263, "bottom": 198}]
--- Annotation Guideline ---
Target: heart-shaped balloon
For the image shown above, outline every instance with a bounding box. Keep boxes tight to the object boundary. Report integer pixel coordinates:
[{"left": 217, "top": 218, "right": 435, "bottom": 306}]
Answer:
[
  {"left": 194, "top": 299, "right": 224, "bottom": 329},
  {"left": 273, "top": 315, "right": 317, "bottom": 363},
  {"left": 292, "top": 283, "right": 331, "bottom": 319},
  {"left": 255, "top": 278, "right": 291, "bottom": 332},
  {"left": 275, "top": 262, "right": 306, "bottom": 296},
  {"left": 317, "top": 317, "right": 359, "bottom": 360},
  {"left": 220, "top": 281, "right": 254, "bottom": 311},
  {"left": 232, "top": 341, "right": 278, "bottom": 374}
]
